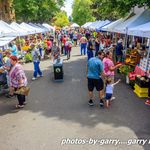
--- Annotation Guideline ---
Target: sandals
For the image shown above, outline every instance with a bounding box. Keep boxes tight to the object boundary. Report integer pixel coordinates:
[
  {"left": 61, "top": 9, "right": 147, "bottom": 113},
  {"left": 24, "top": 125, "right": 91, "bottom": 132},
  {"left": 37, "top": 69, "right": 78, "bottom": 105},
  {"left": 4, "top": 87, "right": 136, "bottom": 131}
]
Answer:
[{"left": 15, "top": 104, "right": 24, "bottom": 109}]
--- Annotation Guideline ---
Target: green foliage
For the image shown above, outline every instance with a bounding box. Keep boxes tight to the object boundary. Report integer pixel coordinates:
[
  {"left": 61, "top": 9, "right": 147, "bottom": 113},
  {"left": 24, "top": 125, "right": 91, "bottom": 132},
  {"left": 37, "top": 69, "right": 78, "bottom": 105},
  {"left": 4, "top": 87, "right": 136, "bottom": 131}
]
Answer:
[
  {"left": 13, "top": 0, "right": 64, "bottom": 23},
  {"left": 119, "top": 65, "right": 133, "bottom": 75},
  {"left": 72, "top": 0, "right": 95, "bottom": 26},
  {"left": 24, "top": 52, "right": 32, "bottom": 63},
  {"left": 53, "top": 11, "right": 69, "bottom": 27},
  {"left": 91, "top": 0, "right": 150, "bottom": 20}
]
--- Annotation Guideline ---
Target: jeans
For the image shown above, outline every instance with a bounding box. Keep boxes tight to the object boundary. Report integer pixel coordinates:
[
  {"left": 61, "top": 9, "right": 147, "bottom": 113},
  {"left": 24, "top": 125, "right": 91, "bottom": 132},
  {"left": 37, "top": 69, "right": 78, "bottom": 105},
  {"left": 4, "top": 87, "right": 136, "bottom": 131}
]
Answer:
[
  {"left": 80, "top": 43, "right": 87, "bottom": 55},
  {"left": 87, "top": 50, "right": 93, "bottom": 60},
  {"left": 17, "top": 94, "right": 26, "bottom": 105},
  {"left": 67, "top": 50, "right": 71, "bottom": 59},
  {"left": 64, "top": 46, "right": 67, "bottom": 55},
  {"left": 95, "top": 45, "right": 99, "bottom": 56},
  {"left": 33, "top": 61, "right": 42, "bottom": 78}
]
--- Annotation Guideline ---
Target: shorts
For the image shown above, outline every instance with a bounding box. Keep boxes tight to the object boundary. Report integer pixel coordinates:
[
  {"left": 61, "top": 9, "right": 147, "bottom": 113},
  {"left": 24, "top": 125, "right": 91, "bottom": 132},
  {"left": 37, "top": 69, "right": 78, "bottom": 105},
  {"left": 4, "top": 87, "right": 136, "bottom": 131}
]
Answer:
[
  {"left": 88, "top": 78, "right": 104, "bottom": 91},
  {"left": 105, "top": 93, "right": 112, "bottom": 100}
]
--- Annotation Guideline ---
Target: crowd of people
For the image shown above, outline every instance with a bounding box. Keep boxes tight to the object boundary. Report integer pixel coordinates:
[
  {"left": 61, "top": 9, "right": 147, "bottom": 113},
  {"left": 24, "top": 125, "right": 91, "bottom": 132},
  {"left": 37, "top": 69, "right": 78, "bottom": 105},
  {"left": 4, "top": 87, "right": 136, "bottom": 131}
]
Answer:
[{"left": 0, "top": 28, "right": 149, "bottom": 109}]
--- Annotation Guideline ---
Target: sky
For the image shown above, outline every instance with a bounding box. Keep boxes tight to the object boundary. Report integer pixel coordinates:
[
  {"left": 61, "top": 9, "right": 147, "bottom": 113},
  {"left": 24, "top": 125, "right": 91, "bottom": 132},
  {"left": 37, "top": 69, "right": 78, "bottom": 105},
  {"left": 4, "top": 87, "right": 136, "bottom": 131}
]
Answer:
[{"left": 62, "top": 0, "right": 74, "bottom": 16}]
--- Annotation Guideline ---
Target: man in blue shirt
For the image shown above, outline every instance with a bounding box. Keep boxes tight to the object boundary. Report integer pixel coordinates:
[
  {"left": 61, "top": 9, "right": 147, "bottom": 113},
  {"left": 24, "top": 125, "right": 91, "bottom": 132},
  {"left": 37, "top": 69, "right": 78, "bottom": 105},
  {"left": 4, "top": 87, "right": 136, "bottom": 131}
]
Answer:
[
  {"left": 87, "top": 51, "right": 105, "bottom": 107},
  {"left": 9, "top": 42, "right": 18, "bottom": 56}
]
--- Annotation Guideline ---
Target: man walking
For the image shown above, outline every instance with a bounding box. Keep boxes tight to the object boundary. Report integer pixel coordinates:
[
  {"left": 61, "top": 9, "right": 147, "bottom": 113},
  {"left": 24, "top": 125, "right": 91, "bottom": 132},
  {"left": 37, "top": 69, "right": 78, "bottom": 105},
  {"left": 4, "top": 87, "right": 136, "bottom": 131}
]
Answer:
[
  {"left": 87, "top": 51, "right": 105, "bottom": 107},
  {"left": 31, "top": 44, "right": 43, "bottom": 80}
]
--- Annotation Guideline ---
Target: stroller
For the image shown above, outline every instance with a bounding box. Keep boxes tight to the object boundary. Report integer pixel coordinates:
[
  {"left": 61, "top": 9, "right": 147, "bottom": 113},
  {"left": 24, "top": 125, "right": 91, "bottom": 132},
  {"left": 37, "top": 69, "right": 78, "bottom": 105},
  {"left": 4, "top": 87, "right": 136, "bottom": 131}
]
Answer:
[
  {"left": 0, "top": 73, "right": 8, "bottom": 95},
  {"left": 0, "top": 58, "right": 8, "bottom": 94}
]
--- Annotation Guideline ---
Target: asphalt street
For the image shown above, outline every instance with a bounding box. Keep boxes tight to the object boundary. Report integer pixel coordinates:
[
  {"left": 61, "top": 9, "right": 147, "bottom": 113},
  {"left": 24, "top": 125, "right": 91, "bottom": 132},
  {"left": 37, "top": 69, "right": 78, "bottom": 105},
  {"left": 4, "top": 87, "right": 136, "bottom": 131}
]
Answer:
[{"left": 0, "top": 47, "right": 150, "bottom": 150}]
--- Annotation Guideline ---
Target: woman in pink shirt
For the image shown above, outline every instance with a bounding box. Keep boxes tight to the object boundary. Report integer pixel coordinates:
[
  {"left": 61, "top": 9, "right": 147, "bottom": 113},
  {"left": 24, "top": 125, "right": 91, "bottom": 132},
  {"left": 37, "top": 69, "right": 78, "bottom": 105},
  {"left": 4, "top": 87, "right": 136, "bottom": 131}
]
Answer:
[
  {"left": 9, "top": 56, "right": 28, "bottom": 108},
  {"left": 103, "top": 51, "right": 122, "bottom": 83}
]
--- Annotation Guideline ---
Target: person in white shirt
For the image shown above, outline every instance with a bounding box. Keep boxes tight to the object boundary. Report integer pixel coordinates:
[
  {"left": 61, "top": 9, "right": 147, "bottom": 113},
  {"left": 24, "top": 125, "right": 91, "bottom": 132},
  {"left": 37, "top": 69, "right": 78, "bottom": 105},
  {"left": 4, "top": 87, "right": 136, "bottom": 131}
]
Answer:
[{"left": 105, "top": 78, "right": 121, "bottom": 108}]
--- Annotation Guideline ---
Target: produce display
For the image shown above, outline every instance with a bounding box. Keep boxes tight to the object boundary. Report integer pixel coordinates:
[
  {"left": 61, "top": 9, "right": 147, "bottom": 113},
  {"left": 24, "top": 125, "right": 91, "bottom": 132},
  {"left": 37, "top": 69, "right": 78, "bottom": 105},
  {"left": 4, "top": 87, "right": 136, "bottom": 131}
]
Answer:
[
  {"left": 119, "top": 64, "right": 133, "bottom": 75},
  {"left": 21, "top": 45, "right": 31, "bottom": 51},
  {"left": 125, "top": 49, "right": 140, "bottom": 66},
  {"left": 135, "top": 75, "right": 149, "bottom": 88},
  {"left": 24, "top": 52, "right": 32, "bottom": 63}
]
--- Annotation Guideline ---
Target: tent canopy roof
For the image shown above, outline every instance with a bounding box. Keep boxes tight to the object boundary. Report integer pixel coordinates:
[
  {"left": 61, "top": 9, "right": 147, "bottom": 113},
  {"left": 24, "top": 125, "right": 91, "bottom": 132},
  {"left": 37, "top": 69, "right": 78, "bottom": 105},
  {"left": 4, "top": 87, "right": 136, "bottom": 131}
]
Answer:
[
  {"left": 101, "top": 19, "right": 124, "bottom": 32},
  {"left": 113, "top": 9, "right": 150, "bottom": 33},
  {"left": 70, "top": 23, "right": 80, "bottom": 28},
  {"left": 0, "top": 36, "right": 16, "bottom": 47},
  {"left": 0, "top": 20, "right": 17, "bottom": 37},
  {"left": 128, "top": 21, "right": 150, "bottom": 38}
]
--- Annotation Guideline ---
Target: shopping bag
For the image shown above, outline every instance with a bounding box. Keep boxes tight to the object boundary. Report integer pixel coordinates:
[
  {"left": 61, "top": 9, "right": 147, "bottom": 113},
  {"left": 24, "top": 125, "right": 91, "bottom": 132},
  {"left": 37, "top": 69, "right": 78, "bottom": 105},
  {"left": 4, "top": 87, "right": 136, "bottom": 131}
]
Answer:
[{"left": 15, "top": 86, "right": 30, "bottom": 96}]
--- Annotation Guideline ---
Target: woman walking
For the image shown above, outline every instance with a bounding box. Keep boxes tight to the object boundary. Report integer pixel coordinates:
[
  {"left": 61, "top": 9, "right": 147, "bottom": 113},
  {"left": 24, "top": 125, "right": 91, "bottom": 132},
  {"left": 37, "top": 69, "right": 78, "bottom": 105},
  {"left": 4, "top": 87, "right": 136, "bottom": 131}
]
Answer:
[{"left": 9, "top": 56, "right": 28, "bottom": 108}]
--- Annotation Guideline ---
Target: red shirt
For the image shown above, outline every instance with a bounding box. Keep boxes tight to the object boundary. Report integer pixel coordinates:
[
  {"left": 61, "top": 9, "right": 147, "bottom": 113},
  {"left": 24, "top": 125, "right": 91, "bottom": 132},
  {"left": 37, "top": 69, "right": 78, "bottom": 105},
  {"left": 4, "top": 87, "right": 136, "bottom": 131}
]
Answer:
[
  {"left": 63, "top": 37, "right": 67, "bottom": 45},
  {"left": 47, "top": 41, "right": 52, "bottom": 48}
]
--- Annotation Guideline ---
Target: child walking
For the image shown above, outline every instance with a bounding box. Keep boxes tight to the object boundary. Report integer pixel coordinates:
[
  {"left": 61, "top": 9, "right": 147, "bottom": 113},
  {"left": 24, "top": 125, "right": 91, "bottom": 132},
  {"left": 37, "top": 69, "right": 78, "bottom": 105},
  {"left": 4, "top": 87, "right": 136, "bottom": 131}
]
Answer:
[{"left": 105, "top": 78, "right": 121, "bottom": 108}]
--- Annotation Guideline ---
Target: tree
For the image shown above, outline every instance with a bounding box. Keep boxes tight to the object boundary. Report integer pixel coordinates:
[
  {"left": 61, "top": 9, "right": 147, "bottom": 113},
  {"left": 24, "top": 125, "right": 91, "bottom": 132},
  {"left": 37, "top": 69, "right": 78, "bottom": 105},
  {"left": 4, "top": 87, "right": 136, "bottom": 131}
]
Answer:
[
  {"left": 13, "top": 0, "right": 65, "bottom": 22},
  {"left": 72, "top": 0, "right": 95, "bottom": 26},
  {"left": 91, "top": 0, "right": 150, "bottom": 21},
  {"left": 53, "top": 11, "right": 69, "bottom": 27}
]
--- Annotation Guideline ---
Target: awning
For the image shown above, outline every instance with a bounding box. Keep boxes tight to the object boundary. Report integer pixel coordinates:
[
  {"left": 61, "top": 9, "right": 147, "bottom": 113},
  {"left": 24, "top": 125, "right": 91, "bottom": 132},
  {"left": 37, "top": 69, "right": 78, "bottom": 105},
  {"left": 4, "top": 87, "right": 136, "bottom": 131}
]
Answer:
[{"left": 0, "top": 37, "right": 16, "bottom": 47}]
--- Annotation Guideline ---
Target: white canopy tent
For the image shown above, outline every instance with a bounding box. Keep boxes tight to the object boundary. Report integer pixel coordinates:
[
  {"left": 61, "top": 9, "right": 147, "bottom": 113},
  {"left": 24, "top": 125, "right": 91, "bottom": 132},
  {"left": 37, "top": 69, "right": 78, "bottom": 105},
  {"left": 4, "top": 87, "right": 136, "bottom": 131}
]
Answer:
[
  {"left": 19, "top": 23, "right": 36, "bottom": 34},
  {"left": 28, "top": 23, "right": 47, "bottom": 33},
  {"left": 0, "top": 36, "right": 16, "bottom": 47},
  {"left": 81, "top": 22, "right": 92, "bottom": 28},
  {"left": 36, "top": 23, "right": 50, "bottom": 32},
  {"left": 88, "top": 21, "right": 101, "bottom": 30},
  {"left": 10, "top": 22, "right": 30, "bottom": 36},
  {"left": 42, "top": 23, "right": 55, "bottom": 31},
  {"left": 70, "top": 23, "right": 80, "bottom": 28},
  {"left": 96, "top": 20, "right": 111, "bottom": 31},
  {"left": 20, "top": 22, "right": 42, "bottom": 34},
  {"left": 0, "top": 20, "right": 17, "bottom": 37}
]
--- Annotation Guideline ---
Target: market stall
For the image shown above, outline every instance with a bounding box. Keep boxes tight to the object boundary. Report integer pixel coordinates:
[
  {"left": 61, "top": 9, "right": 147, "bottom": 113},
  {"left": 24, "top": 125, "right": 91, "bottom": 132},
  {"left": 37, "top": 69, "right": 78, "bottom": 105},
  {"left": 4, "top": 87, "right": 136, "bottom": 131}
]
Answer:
[{"left": 119, "top": 22, "right": 150, "bottom": 98}]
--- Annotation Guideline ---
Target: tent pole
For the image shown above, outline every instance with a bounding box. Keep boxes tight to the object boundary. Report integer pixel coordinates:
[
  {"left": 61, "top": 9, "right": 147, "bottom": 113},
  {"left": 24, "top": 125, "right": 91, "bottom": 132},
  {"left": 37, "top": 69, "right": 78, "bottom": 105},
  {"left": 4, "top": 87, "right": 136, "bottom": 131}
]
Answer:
[
  {"left": 125, "top": 27, "right": 128, "bottom": 50},
  {"left": 146, "top": 38, "right": 150, "bottom": 72},
  {"left": 18, "top": 36, "right": 22, "bottom": 51}
]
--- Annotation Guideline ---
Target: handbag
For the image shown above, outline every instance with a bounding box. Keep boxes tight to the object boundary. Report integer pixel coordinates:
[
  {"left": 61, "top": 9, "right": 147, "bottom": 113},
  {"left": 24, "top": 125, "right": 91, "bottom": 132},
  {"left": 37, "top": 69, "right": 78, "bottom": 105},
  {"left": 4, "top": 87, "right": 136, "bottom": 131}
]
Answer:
[{"left": 15, "top": 86, "right": 30, "bottom": 96}]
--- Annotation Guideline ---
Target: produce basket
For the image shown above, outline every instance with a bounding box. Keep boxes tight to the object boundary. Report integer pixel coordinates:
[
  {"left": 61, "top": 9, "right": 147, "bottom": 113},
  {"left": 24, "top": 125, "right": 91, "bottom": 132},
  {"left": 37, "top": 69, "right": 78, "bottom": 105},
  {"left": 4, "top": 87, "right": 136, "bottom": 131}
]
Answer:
[{"left": 135, "top": 76, "right": 149, "bottom": 88}]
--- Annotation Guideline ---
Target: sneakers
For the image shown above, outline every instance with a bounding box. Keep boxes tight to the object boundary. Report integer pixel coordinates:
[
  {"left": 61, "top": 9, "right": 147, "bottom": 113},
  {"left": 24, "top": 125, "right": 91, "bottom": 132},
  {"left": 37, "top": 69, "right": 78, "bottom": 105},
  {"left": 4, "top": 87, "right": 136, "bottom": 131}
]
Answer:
[
  {"left": 100, "top": 99, "right": 104, "bottom": 107},
  {"left": 110, "top": 96, "right": 116, "bottom": 101},
  {"left": 37, "top": 74, "right": 43, "bottom": 78},
  {"left": 145, "top": 100, "right": 150, "bottom": 106},
  {"left": 88, "top": 99, "right": 94, "bottom": 106},
  {"left": 32, "top": 74, "right": 43, "bottom": 80},
  {"left": 32, "top": 77, "right": 37, "bottom": 81},
  {"left": 16, "top": 104, "right": 24, "bottom": 109}
]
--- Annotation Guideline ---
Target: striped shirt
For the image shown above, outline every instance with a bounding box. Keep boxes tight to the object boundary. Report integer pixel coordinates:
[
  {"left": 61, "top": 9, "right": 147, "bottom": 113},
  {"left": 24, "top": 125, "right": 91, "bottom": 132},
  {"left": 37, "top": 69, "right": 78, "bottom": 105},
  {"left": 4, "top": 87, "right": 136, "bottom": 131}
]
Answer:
[{"left": 9, "top": 64, "right": 27, "bottom": 88}]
